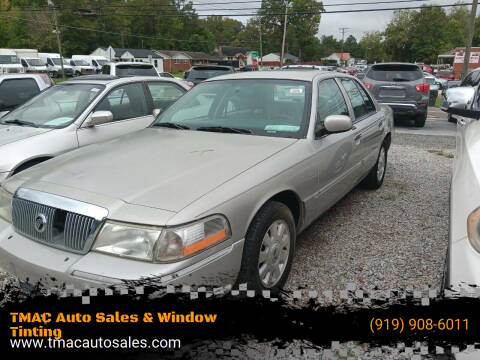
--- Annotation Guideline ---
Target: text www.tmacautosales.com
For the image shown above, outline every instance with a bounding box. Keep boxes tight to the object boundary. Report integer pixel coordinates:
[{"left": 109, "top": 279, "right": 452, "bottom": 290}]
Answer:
[{"left": 10, "top": 336, "right": 181, "bottom": 350}]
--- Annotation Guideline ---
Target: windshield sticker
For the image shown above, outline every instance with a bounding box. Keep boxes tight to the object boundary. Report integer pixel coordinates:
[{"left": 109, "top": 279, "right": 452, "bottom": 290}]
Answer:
[
  {"left": 264, "top": 125, "right": 300, "bottom": 132},
  {"left": 90, "top": 88, "right": 101, "bottom": 92},
  {"left": 289, "top": 88, "right": 303, "bottom": 94}
]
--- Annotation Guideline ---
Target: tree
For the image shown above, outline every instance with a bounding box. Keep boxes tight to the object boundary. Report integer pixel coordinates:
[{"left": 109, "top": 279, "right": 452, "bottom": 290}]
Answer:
[
  {"left": 360, "top": 31, "right": 386, "bottom": 63},
  {"left": 343, "top": 35, "right": 361, "bottom": 58}
]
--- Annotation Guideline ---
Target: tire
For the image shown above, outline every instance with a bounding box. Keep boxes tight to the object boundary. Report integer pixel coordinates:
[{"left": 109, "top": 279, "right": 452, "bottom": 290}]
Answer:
[
  {"left": 447, "top": 114, "right": 457, "bottom": 123},
  {"left": 235, "top": 201, "right": 296, "bottom": 294},
  {"left": 414, "top": 112, "right": 427, "bottom": 127},
  {"left": 360, "top": 142, "right": 388, "bottom": 190}
]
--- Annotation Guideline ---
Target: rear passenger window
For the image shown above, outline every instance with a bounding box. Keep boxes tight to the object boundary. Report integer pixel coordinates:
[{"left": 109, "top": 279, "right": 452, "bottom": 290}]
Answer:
[
  {"left": 340, "top": 78, "right": 374, "bottom": 119},
  {"left": 96, "top": 83, "right": 149, "bottom": 122},
  {"left": 0, "top": 78, "right": 40, "bottom": 111},
  {"left": 147, "top": 82, "right": 185, "bottom": 111},
  {"left": 316, "top": 79, "right": 349, "bottom": 133},
  {"left": 354, "top": 81, "right": 376, "bottom": 114}
]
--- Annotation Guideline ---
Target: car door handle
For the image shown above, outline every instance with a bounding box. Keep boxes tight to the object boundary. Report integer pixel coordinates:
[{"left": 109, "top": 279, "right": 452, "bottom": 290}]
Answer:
[
  {"left": 458, "top": 119, "right": 466, "bottom": 126},
  {"left": 354, "top": 133, "right": 362, "bottom": 141}
]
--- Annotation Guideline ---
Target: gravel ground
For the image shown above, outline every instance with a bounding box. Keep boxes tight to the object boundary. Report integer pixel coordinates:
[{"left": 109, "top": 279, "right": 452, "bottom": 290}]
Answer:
[{"left": 286, "top": 133, "right": 455, "bottom": 297}]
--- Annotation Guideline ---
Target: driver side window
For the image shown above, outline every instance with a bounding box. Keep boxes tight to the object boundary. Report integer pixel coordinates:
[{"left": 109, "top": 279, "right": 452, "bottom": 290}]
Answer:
[{"left": 316, "top": 78, "right": 349, "bottom": 135}]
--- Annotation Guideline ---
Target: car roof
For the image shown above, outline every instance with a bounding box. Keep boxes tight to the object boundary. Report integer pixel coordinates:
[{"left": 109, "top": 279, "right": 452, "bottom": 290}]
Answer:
[
  {"left": 0, "top": 74, "right": 46, "bottom": 81},
  {"left": 370, "top": 62, "right": 420, "bottom": 67},
  {"left": 205, "top": 70, "right": 349, "bottom": 82},
  {"left": 61, "top": 75, "right": 188, "bottom": 88}
]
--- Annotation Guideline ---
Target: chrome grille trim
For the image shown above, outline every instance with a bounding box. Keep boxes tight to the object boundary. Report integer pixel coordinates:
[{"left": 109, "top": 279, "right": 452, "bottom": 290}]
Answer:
[{"left": 12, "top": 188, "right": 108, "bottom": 254}]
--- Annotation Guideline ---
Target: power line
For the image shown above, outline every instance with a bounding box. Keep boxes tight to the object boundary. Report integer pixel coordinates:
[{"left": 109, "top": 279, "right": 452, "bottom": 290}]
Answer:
[
  {"left": 24, "top": 2, "right": 475, "bottom": 17},
  {"left": 0, "top": 13, "right": 256, "bottom": 44}
]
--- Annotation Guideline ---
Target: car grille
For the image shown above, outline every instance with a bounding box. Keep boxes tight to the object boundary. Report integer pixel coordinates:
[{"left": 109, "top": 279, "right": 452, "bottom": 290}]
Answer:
[{"left": 12, "top": 197, "right": 101, "bottom": 253}]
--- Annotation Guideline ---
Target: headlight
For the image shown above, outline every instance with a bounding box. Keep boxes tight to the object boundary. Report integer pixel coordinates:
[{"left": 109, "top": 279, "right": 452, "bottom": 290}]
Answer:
[
  {"left": 93, "top": 215, "right": 231, "bottom": 262},
  {"left": 0, "top": 187, "right": 13, "bottom": 223},
  {"left": 467, "top": 207, "right": 480, "bottom": 253}
]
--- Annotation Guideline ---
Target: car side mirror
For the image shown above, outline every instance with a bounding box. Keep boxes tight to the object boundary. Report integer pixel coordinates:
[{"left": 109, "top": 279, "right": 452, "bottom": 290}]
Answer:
[
  {"left": 152, "top": 108, "right": 163, "bottom": 118},
  {"left": 441, "top": 87, "right": 476, "bottom": 115},
  {"left": 323, "top": 115, "right": 353, "bottom": 133},
  {"left": 444, "top": 103, "right": 480, "bottom": 119},
  {"left": 83, "top": 111, "right": 113, "bottom": 127}
]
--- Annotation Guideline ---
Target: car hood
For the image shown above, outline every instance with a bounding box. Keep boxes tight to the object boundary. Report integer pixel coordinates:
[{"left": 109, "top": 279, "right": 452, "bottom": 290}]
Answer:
[
  {"left": 11, "top": 128, "right": 297, "bottom": 212},
  {"left": 0, "top": 124, "right": 52, "bottom": 147}
]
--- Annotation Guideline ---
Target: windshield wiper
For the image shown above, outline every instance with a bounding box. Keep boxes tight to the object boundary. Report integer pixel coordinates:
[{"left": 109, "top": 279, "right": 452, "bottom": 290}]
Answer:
[
  {"left": 391, "top": 78, "right": 410, "bottom": 82},
  {"left": 152, "top": 122, "right": 190, "bottom": 130},
  {"left": 196, "top": 126, "right": 252, "bottom": 134},
  {"left": 2, "top": 119, "right": 38, "bottom": 127}
]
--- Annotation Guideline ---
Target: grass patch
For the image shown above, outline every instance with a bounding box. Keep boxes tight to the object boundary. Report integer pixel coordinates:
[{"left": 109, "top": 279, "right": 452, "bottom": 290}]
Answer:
[
  {"left": 391, "top": 182, "right": 408, "bottom": 191},
  {"left": 172, "top": 71, "right": 184, "bottom": 78},
  {"left": 434, "top": 96, "right": 442, "bottom": 107},
  {"left": 382, "top": 194, "right": 397, "bottom": 201},
  {"left": 54, "top": 77, "right": 68, "bottom": 84},
  {"left": 427, "top": 149, "right": 454, "bottom": 158}
]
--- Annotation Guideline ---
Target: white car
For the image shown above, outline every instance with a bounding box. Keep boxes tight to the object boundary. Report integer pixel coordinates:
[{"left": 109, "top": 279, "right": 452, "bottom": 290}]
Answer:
[
  {"left": 0, "top": 75, "right": 189, "bottom": 182},
  {"left": 442, "top": 85, "right": 480, "bottom": 290},
  {"left": 102, "top": 62, "right": 159, "bottom": 77},
  {"left": 0, "top": 74, "right": 52, "bottom": 118},
  {"left": 67, "top": 58, "right": 95, "bottom": 76}
]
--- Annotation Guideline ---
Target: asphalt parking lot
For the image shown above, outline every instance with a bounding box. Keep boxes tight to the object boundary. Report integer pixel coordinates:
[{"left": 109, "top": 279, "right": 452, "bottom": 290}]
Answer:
[{"left": 286, "top": 106, "right": 455, "bottom": 297}]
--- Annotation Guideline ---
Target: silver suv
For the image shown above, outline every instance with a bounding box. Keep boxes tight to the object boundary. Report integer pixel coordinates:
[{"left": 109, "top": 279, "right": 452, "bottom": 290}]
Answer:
[
  {"left": 363, "top": 63, "right": 430, "bottom": 127},
  {"left": 0, "top": 75, "right": 189, "bottom": 181}
]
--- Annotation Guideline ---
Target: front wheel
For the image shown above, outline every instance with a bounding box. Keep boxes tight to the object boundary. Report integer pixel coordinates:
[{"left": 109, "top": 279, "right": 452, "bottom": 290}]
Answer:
[
  {"left": 360, "top": 142, "right": 388, "bottom": 189},
  {"left": 235, "top": 201, "right": 296, "bottom": 293}
]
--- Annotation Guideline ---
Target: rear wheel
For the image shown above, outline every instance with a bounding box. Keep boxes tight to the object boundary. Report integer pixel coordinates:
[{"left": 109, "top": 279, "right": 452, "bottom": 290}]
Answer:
[
  {"left": 414, "top": 112, "right": 427, "bottom": 127},
  {"left": 235, "top": 201, "right": 295, "bottom": 293}
]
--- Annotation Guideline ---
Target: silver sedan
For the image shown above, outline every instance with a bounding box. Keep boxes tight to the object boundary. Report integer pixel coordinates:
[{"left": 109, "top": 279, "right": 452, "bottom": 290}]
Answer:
[{"left": 0, "top": 71, "right": 393, "bottom": 292}]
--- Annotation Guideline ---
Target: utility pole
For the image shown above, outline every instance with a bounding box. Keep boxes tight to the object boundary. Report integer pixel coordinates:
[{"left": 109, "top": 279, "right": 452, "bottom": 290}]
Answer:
[
  {"left": 280, "top": 3, "right": 288, "bottom": 67},
  {"left": 462, "top": 0, "right": 478, "bottom": 79},
  {"left": 340, "top": 27, "right": 350, "bottom": 53},
  {"left": 259, "top": 26, "right": 263, "bottom": 68},
  {"left": 48, "top": 0, "right": 65, "bottom": 78}
]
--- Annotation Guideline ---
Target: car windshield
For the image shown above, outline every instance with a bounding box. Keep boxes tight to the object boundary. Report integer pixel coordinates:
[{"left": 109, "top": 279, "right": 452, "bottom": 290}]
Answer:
[
  {"left": 115, "top": 64, "right": 157, "bottom": 77},
  {"left": 0, "top": 83, "right": 105, "bottom": 128},
  {"left": 187, "top": 67, "right": 233, "bottom": 80},
  {"left": 74, "top": 60, "right": 89, "bottom": 66},
  {"left": 51, "top": 58, "right": 62, "bottom": 65},
  {"left": 368, "top": 64, "right": 423, "bottom": 81},
  {"left": 153, "top": 79, "right": 311, "bottom": 139},
  {"left": 0, "top": 55, "right": 19, "bottom": 64},
  {"left": 95, "top": 59, "right": 108, "bottom": 66},
  {"left": 26, "top": 58, "right": 44, "bottom": 66}
]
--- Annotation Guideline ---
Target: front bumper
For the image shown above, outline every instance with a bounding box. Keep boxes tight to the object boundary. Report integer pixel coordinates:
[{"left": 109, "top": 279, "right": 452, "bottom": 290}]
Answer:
[
  {"left": 448, "top": 235, "right": 480, "bottom": 291},
  {"left": 0, "top": 217, "right": 244, "bottom": 289}
]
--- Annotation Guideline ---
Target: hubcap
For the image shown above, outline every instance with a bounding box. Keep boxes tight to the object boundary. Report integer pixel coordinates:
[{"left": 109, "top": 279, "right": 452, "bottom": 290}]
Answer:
[
  {"left": 377, "top": 147, "right": 386, "bottom": 181},
  {"left": 258, "top": 219, "right": 291, "bottom": 288}
]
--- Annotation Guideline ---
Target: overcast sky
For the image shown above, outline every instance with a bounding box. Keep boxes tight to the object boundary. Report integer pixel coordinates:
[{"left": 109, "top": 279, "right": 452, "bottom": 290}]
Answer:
[{"left": 193, "top": 0, "right": 477, "bottom": 41}]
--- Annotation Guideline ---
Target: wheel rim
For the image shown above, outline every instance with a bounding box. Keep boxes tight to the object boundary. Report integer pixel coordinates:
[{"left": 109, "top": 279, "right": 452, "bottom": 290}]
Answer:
[
  {"left": 258, "top": 219, "right": 291, "bottom": 288},
  {"left": 377, "top": 147, "right": 386, "bottom": 182}
]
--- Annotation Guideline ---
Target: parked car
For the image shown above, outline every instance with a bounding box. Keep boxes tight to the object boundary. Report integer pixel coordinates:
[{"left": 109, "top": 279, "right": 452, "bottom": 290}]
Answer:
[
  {"left": 67, "top": 58, "right": 95, "bottom": 76},
  {"left": 424, "top": 74, "right": 439, "bottom": 105},
  {"left": 159, "top": 72, "right": 175, "bottom": 78},
  {"left": 437, "top": 70, "right": 455, "bottom": 81},
  {"left": 0, "top": 49, "right": 24, "bottom": 74},
  {"left": 184, "top": 65, "right": 234, "bottom": 86},
  {"left": 72, "top": 55, "right": 109, "bottom": 73},
  {"left": 102, "top": 62, "right": 159, "bottom": 77},
  {"left": 0, "top": 75, "right": 189, "bottom": 182},
  {"left": 363, "top": 62, "right": 430, "bottom": 127},
  {"left": 0, "top": 71, "right": 393, "bottom": 292},
  {"left": 441, "top": 86, "right": 480, "bottom": 290},
  {"left": 0, "top": 74, "right": 52, "bottom": 118},
  {"left": 443, "top": 68, "right": 480, "bottom": 123},
  {"left": 38, "top": 53, "right": 73, "bottom": 78},
  {"left": 20, "top": 57, "right": 48, "bottom": 73}
]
